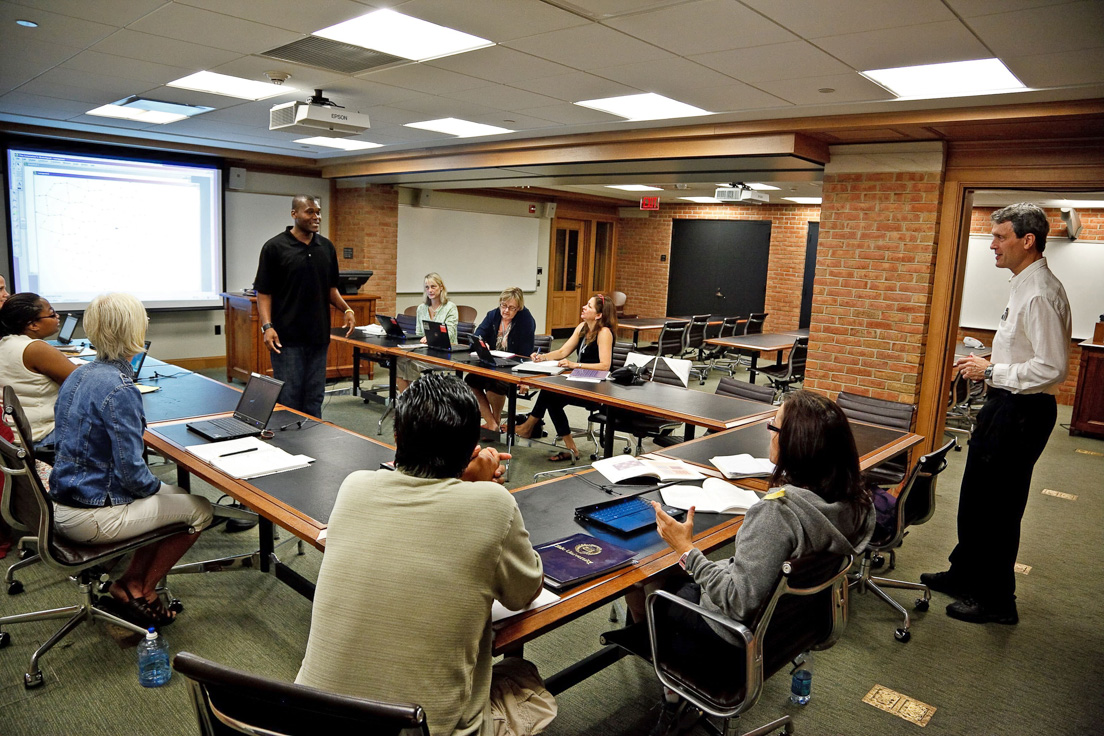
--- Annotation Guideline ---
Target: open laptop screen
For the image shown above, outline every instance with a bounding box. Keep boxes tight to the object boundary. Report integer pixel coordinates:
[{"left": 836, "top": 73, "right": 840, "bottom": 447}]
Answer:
[{"left": 233, "top": 373, "right": 284, "bottom": 429}]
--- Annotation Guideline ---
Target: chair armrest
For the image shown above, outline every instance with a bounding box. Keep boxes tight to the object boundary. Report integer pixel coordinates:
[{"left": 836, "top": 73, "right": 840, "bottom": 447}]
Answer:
[{"left": 647, "top": 589, "right": 754, "bottom": 646}]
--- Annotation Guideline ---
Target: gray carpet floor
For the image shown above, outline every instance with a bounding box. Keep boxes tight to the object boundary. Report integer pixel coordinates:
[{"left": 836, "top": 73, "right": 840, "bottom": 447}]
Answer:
[{"left": 1, "top": 362, "right": 1102, "bottom": 735}]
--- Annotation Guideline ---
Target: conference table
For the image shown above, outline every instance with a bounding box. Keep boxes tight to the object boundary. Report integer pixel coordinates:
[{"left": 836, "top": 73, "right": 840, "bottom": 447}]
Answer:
[{"left": 703, "top": 331, "right": 807, "bottom": 383}]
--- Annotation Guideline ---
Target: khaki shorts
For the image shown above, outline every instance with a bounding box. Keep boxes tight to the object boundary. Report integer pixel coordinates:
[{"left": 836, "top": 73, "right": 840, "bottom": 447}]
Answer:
[
  {"left": 489, "top": 658, "right": 557, "bottom": 736},
  {"left": 54, "top": 482, "right": 213, "bottom": 544}
]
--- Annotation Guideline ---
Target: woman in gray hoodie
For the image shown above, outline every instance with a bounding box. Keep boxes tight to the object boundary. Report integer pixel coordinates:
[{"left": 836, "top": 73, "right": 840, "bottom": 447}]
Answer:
[{"left": 653, "top": 389, "right": 876, "bottom": 639}]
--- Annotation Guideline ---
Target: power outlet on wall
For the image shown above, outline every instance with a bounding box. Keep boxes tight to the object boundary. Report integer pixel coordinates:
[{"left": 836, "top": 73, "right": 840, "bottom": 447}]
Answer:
[{"left": 215, "top": 325, "right": 221, "bottom": 335}]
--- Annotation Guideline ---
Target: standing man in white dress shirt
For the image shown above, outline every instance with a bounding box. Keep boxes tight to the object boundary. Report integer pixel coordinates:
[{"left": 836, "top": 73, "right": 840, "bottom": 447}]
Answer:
[{"left": 923, "top": 203, "right": 1071, "bottom": 625}]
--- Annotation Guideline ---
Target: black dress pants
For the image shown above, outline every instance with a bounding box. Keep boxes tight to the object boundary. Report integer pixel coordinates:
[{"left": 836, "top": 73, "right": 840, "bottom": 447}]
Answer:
[{"left": 948, "top": 388, "right": 1056, "bottom": 607}]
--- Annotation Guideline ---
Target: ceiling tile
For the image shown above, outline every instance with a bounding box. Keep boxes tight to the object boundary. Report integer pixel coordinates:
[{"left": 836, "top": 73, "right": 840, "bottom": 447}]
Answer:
[
  {"left": 543, "top": 0, "right": 689, "bottom": 18},
  {"left": 756, "top": 72, "right": 895, "bottom": 105},
  {"left": 515, "top": 102, "right": 625, "bottom": 125},
  {"left": 674, "top": 82, "right": 793, "bottom": 113},
  {"left": 467, "top": 111, "right": 562, "bottom": 131},
  {"left": 391, "top": 0, "right": 590, "bottom": 42},
  {"left": 127, "top": 3, "right": 303, "bottom": 54},
  {"left": 944, "top": 0, "right": 1072, "bottom": 18},
  {"left": 60, "top": 50, "right": 192, "bottom": 86},
  {"left": 968, "top": 0, "right": 1104, "bottom": 53},
  {"left": 518, "top": 72, "right": 638, "bottom": 102},
  {"left": 1004, "top": 46, "right": 1104, "bottom": 87},
  {"left": 814, "top": 20, "right": 991, "bottom": 70},
  {"left": 91, "top": 30, "right": 241, "bottom": 69},
  {"left": 0, "top": 90, "right": 95, "bottom": 119},
  {"left": 199, "top": 99, "right": 288, "bottom": 125},
  {"left": 19, "top": 70, "right": 151, "bottom": 104},
  {"left": 143, "top": 85, "right": 278, "bottom": 110},
  {"left": 426, "top": 46, "right": 575, "bottom": 85},
  {"left": 1, "top": 36, "right": 87, "bottom": 86},
  {"left": 360, "top": 64, "right": 490, "bottom": 95},
  {"left": 605, "top": 0, "right": 796, "bottom": 55},
  {"left": 692, "top": 41, "right": 853, "bottom": 84},
  {"left": 173, "top": 0, "right": 373, "bottom": 34},
  {"left": 740, "top": 0, "right": 956, "bottom": 38},
  {"left": 594, "top": 57, "right": 741, "bottom": 94},
  {"left": 438, "top": 84, "right": 562, "bottom": 112},
  {"left": 394, "top": 95, "right": 499, "bottom": 120},
  {"left": 503, "top": 24, "right": 674, "bottom": 69},
  {"left": 325, "top": 77, "right": 429, "bottom": 108},
  {"left": 5, "top": 0, "right": 168, "bottom": 26},
  {"left": 0, "top": 4, "right": 121, "bottom": 47}
]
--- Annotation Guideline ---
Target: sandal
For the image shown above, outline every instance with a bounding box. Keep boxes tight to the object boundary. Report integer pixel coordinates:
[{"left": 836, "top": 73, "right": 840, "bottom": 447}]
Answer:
[
  {"left": 547, "top": 449, "right": 579, "bottom": 463},
  {"left": 98, "top": 586, "right": 175, "bottom": 629}
]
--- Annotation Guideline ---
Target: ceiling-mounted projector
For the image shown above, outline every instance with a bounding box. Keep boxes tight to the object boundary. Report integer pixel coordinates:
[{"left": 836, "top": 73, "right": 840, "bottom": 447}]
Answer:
[
  {"left": 269, "top": 89, "right": 369, "bottom": 137},
  {"left": 714, "top": 186, "right": 769, "bottom": 204}
]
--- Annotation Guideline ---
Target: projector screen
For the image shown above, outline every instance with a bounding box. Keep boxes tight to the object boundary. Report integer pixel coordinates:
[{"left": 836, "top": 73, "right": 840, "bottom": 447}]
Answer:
[{"left": 6, "top": 146, "right": 223, "bottom": 311}]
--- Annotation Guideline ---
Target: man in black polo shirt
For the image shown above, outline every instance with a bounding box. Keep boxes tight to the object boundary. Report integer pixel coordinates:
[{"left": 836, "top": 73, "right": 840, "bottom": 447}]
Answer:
[{"left": 254, "top": 195, "right": 355, "bottom": 418}]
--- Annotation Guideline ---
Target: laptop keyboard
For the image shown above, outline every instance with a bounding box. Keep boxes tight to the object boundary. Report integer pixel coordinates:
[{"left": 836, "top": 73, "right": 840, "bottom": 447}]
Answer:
[
  {"left": 588, "top": 497, "right": 653, "bottom": 522},
  {"left": 210, "top": 417, "right": 250, "bottom": 432}
]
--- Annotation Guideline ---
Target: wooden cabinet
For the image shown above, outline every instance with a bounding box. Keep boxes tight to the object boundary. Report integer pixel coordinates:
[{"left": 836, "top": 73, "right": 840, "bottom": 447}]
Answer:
[
  {"left": 221, "top": 292, "right": 378, "bottom": 384},
  {"left": 1070, "top": 340, "right": 1104, "bottom": 439}
]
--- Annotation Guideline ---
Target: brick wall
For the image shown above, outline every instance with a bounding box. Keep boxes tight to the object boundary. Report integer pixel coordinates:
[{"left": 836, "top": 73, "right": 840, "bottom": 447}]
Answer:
[
  {"left": 803, "top": 171, "right": 944, "bottom": 403},
  {"left": 614, "top": 203, "right": 820, "bottom": 330},
  {"left": 331, "top": 183, "right": 399, "bottom": 315},
  {"left": 960, "top": 204, "right": 1103, "bottom": 407}
]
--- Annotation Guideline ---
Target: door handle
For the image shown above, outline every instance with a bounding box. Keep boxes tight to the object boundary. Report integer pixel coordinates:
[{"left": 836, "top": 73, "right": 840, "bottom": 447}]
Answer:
[{"left": 715, "top": 289, "right": 725, "bottom": 299}]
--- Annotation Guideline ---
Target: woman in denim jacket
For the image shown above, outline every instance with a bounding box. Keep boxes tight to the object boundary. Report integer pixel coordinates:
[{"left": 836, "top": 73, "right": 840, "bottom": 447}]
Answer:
[{"left": 49, "top": 293, "right": 212, "bottom": 627}]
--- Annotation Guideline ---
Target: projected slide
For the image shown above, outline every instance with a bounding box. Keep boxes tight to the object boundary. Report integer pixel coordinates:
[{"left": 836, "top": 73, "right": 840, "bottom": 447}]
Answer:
[{"left": 7, "top": 148, "right": 222, "bottom": 310}]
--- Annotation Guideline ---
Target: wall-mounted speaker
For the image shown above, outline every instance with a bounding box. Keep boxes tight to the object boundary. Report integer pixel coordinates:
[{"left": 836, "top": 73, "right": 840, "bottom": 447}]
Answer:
[
  {"left": 541, "top": 202, "right": 557, "bottom": 218},
  {"left": 228, "top": 167, "right": 246, "bottom": 190}
]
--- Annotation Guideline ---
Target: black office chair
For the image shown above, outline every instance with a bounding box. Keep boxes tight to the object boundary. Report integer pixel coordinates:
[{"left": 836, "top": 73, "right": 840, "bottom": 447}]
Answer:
[
  {"left": 679, "top": 315, "right": 713, "bottom": 385},
  {"left": 707, "top": 316, "right": 748, "bottom": 377},
  {"left": 637, "top": 320, "right": 689, "bottom": 358},
  {"left": 173, "top": 651, "right": 430, "bottom": 736},
  {"left": 601, "top": 553, "right": 852, "bottom": 736},
  {"left": 2, "top": 387, "right": 44, "bottom": 595},
  {"left": 836, "top": 391, "right": 916, "bottom": 486},
  {"left": 532, "top": 334, "right": 553, "bottom": 354},
  {"left": 758, "top": 337, "right": 809, "bottom": 397},
  {"left": 945, "top": 373, "right": 984, "bottom": 446},
  {"left": 456, "top": 320, "right": 476, "bottom": 346},
  {"left": 0, "top": 431, "right": 195, "bottom": 688},
  {"left": 587, "top": 355, "right": 690, "bottom": 456},
  {"left": 581, "top": 342, "right": 635, "bottom": 457},
  {"left": 849, "top": 438, "right": 956, "bottom": 642},
  {"left": 714, "top": 377, "right": 777, "bottom": 405},
  {"left": 746, "top": 312, "right": 768, "bottom": 335}
]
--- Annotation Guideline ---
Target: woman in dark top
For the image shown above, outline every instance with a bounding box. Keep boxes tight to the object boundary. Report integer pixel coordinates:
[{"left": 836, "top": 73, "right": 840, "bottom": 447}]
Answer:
[
  {"left": 515, "top": 294, "right": 616, "bottom": 462},
  {"left": 465, "top": 287, "right": 536, "bottom": 433}
]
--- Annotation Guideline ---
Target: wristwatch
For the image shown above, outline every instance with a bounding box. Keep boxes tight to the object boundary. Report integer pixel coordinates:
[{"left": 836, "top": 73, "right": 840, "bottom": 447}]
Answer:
[
  {"left": 261, "top": 322, "right": 274, "bottom": 332},
  {"left": 983, "top": 365, "right": 993, "bottom": 379}
]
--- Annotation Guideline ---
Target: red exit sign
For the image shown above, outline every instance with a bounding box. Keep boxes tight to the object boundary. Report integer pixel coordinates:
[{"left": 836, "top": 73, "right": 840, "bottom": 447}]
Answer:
[{"left": 640, "top": 196, "right": 660, "bottom": 210}]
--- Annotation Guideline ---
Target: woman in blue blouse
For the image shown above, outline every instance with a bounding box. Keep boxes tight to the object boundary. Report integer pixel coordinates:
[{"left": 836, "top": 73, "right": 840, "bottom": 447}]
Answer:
[
  {"left": 465, "top": 287, "right": 536, "bottom": 433},
  {"left": 49, "top": 293, "right": 212, "bottom": 628}
]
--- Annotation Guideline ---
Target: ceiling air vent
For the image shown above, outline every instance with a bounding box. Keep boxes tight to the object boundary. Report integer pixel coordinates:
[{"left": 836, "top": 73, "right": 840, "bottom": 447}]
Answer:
[{"left": 260, "top": 36, "right": 405, "bottom": 75}]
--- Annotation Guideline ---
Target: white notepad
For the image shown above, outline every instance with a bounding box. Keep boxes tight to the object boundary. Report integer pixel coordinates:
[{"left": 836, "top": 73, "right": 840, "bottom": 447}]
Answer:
[{"left": 185, "top": 437, "right": 313, "bottom": 480}]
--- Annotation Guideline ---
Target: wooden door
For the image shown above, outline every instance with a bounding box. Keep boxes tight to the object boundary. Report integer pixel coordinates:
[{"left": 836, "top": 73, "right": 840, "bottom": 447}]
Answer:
[{"left": 547, "top": 217, "right": 618, "bottom": 331}]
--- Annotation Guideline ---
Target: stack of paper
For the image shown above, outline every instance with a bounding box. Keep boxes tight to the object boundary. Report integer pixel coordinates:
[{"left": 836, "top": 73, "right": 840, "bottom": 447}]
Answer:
[
  {"left": 710, "top": 453, "right": 775, "bottom": 479},
  {"left": 491, "top": 589, "right": 560, "bottom": 622},
  {"left": 512, "top": 361, "right": 565, "bottom": 375},
  {"left": 661, "top": 478, "right": 762, "bottom": 514},
  {"left": 185, "top": 437, "right": 313, "bottom": 480},
  {"left": 592, "top": 455, "right": 704, "bottom": 484}
]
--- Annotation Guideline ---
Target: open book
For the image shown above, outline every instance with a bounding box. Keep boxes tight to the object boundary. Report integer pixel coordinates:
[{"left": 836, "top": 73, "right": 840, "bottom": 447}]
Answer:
[
  {"left": 185, "top": 436, "right": 313, "bottom": 480},
  {"left": 710, "top": 453, "right": 776, "bottom": 479},
  {"left": 660, "top": 477, "right": 762, "bottom": 514},
  {"left": 592, "top": 455, "right": 705, "bottom": 485}
]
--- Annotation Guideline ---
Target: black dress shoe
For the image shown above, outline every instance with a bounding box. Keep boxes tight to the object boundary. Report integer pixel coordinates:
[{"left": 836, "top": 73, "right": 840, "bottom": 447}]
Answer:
[
  {"left": 920, "top": 570, "right": 968, "bottom": 598},
  {"left": 224, "top": 516, "right": 259, "bottom": 533},
  {"left": 946, "top": 598, "right": 1018, "bottom": 625}
]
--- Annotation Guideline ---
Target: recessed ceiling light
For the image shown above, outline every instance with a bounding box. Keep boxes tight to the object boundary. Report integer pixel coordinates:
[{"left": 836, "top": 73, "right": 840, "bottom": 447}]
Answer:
[
  {"left": 783, "top": 197, "right": 822, "bottom": 205},
  {"left": 314, "top": 9, "right": 493, "bottom": 62},
  {"left": 294, "top": 137, "right": 383, "bottom": 151},
  {"left": 575, "top": 93, "right": 711, "bottom": 121},
  {"left": 16, "top": 19, "right": 38, "bottom": 28},
  {"left": 168, "top": 71, "right": 291, "bottom": 100},
  {"left": 606, "top": 185, "right": 663, "bottom": 192},
  {"left": 745, "top": 183, "right": 780, "bottom": 191},
  {"left": 86, "top": 96, "right": 213, "bottom": 124},
  {"left": 862, "top": 58, "right": 1026, "bottom": 100},
  {"left": 404, "top": 118, "right": 513, "bottom": 137},
  {"left": 680, "top": 197, "right": 723, "bottom": 203}
]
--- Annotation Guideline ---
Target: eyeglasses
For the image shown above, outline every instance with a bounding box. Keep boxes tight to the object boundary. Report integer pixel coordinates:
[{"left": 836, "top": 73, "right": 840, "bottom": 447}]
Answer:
[
  {"left": 766, "top": 421, "right": 781, "bottom": 433},
  {"left": 499, "top": 303, "right": 519, "bottom": 313},
  {"left": 33, "top": 310, "right": 58, "bottom": 322}
]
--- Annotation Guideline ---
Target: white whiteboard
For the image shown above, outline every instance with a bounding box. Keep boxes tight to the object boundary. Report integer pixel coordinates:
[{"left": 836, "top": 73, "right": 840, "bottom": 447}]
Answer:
[
  {"left": 224, "top": 192, "right": 327, "bottom": 293},
  {"left": 397, "top": 205, "right": 539, "bottom": 293},
  {"left": 960, "top": 234, "right": 1104, "bottom": 340}
]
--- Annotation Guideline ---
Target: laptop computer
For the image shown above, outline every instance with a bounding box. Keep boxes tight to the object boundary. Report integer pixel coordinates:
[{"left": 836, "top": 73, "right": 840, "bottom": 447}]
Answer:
[
  {"left": 470, "top": 336, "right": 521, "bottom": 368},
  {"left": 130, "top": 340, "right": 151, "bottom": 379},
  {"left": 186, "top": 373, "right": 284, "bottom": 441},
  {"left": 422, "top": 320, "right": 463, "bottom": 352},
  {"left": 375, "top": 314, "right": 414, "bottom": 340},
  {"left": 575, "top": 486, "right": 686, "bottom": 534},
  {"left": 47, "top": 314, "right": 80, "bottom": 350}
]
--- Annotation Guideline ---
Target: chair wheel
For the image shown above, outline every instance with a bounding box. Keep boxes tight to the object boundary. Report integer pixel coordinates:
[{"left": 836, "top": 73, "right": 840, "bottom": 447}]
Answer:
[
  {"left": 894, "top": 628, "right": 911, "bottom": 643},
  {"left": 590, "top": 453, "right": 598, "bottom": 461},
  {"left": 915, "top": 598, "right": 929, "bottom": 611},
  {"left": 870, "top": 554, "right": 885, "bottom": 570},
  {"left": 622, "top": 447, "right": 632, "bottom": 454},
  {"left": 168, "top": 599, "right": 184, "bottom": 614},
  {"left": 7, "top": 580, "right": 23, "bottom": 595},
  {"left": 24, "top": 671, "right": 43, "bottom": 689},
  {"left": 18, "top": 548, "right": 33, "bottom": 560},
  {"left": 0, "top": 631, "right": 11, "bottom": 648}
]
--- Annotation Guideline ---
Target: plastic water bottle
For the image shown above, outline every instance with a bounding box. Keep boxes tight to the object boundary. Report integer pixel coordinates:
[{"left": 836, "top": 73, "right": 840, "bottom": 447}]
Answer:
[
  {"left": 137, "top": 627, "right": 171, "bottom": 688},
  {"left": 789, "top": 653, "right": 812, "bottom": 705}
]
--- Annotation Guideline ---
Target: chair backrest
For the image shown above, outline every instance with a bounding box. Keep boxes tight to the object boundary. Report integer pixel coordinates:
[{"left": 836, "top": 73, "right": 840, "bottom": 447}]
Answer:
[
  {"left": 455, "top": 305, "right": 478, "bottom": 324},
  {"left": 683, "top": 315, "right": 710, "bottom": 350},
  {"left": 646, "top": 553, "right": 851, "bottom": 718},
  {"left": 717, "top": 316, "right": 743, "bottom": 339},
  {"left": 746, "top": 313, "right": 768, "bottom": 335},
  {"left": 715, "top": 377, "right": 776, "bottom": 404},
  {"left": 655, "top": 321, "right": 689, "bottom": 356},
  {"left": 532, "top": 335, "right": 553, "bottom": 357},
  {"left": 836, "top": 391, "right": 915, "bottom": 431},
  {"left": 3, "top": 385, "right": 38, "bottom": 463},
  {"left": 610, "top": 341, "right": 633, "bottom": 370},
  {"left": 0, "top": 432, "right": 51, "bottom": 557},
  {"left": 650, "top": 357, "right": 691, "bottom": 388},
  {"left": 788, "top": 337, "right": 809, "bottom": 378},
  {"left": 456, "top": 321, "right": 476, "bottom": 345},
  {"left": 402, "top": 305, "right": 419, "bottom": 317},
  {"left": 900, "top": 437, "right": 956, "bottom": 529},
  {"left": 173, "top": 651, "right": 430, "bottom": 736},
  {"left": 948, "top": 373, "right": 972, "bottom": 409}
]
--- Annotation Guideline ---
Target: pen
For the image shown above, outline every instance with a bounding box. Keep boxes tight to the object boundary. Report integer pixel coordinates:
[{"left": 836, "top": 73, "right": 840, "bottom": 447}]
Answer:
[{"left": 219, "top": 447, "right": 258, "bottom": 458}]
